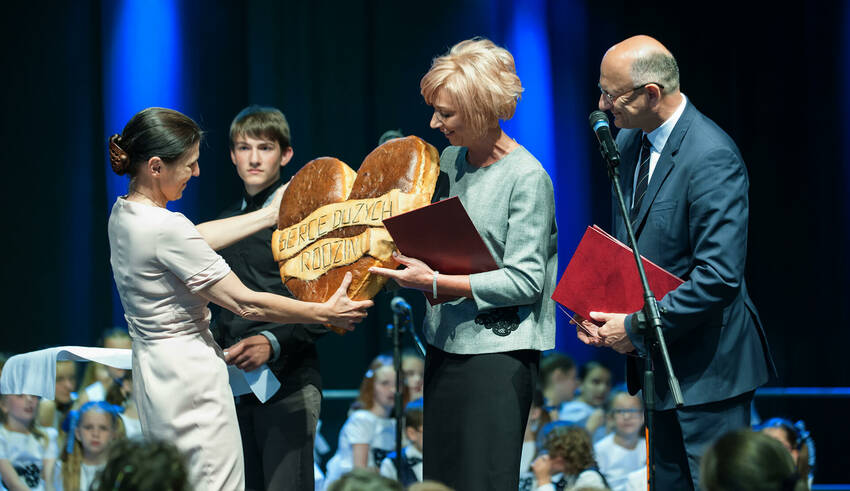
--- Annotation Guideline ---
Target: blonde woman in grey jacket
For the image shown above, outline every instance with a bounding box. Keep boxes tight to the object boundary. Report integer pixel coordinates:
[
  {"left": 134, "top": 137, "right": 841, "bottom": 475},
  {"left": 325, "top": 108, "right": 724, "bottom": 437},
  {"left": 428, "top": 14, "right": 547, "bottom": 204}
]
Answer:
[{"left": 370, "top": 37, "right": 557, "bottom": 491}]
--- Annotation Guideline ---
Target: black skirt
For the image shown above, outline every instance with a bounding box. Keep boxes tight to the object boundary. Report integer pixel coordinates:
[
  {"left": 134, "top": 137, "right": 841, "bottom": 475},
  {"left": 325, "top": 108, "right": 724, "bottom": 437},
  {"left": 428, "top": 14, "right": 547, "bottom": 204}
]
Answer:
[{"left": 423, "top": 346, "right": 539, "bottom": 491}]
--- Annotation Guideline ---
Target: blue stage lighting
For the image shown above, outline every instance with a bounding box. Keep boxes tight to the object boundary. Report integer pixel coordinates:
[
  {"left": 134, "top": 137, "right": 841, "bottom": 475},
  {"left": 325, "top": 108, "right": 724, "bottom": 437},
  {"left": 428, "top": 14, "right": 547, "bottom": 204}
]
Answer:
[{"left": 102, "top": 0, "right": 188, "bottom": 326}]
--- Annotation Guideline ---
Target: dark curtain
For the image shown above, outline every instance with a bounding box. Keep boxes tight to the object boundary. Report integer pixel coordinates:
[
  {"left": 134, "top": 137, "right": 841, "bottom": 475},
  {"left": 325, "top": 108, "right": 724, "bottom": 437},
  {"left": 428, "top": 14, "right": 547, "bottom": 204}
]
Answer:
[{"left": 0, "top": 2, "right": 109, "bottom": 347}]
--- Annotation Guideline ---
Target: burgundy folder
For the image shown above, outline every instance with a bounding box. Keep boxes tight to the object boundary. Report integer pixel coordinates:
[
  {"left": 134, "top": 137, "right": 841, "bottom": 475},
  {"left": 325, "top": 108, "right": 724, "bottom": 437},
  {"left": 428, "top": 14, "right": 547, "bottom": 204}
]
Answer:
[
  {"left": 552, "top": 225, "right": 683, "bottom": 324},
  {"left": 382, "top": 196, "right": 498, "bottom": 305}
]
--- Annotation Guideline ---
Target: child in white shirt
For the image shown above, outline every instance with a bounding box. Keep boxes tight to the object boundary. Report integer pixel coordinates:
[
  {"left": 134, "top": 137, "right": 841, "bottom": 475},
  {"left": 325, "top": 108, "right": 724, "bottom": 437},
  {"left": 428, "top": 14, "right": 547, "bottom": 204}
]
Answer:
[
  {"left": 531, "top": 426, "right": 609, "bottom": 490},
  {"left": 594, "top": 392, "right": 645, "bottom": 491},
  {"left": 53, "top": 401, "right": 123, "bottom": 491},
  {"left": 558, "top": 362, "right": 612, "bottom": 441},
  {"left": 380, "top": 399, "right": 423, "bottom": 486},
  {"left": 324, "top": 356, "right": 400, "bottom": 488},
  {"left": 0, "top": 394, "right": 58, "bottom": 491}
]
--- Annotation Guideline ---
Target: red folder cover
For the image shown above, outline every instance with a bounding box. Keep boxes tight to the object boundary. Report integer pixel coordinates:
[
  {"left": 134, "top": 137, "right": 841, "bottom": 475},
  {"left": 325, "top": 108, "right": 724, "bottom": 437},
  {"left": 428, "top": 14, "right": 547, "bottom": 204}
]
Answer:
[
  {"left": 382, "top": 196, "right": 498, "bottom": 305},
  {"left": 552, "top": 225, "right": 683, "bottom": 324}
]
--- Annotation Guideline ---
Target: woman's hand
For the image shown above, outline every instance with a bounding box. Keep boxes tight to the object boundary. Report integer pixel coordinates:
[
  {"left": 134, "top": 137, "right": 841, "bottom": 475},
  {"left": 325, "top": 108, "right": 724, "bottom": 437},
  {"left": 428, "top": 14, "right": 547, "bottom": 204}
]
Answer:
[
  {"left": 322, "top": 272, "right": 373, "bottom": 330},
  {"left": 264, "top": 180, "right": 289, "bottom": 227},
  {"left": 198, "top": 179, "right": 291, "bottom": 250},
  {"left": 369, "top": 251, "right": 433, "bottom": 291}
]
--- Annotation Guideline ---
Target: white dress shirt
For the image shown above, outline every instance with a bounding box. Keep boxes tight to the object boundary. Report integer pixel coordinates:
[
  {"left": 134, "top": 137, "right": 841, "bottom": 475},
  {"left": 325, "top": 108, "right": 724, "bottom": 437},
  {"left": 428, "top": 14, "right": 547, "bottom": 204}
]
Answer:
[{"left": 632, "top": 94, "right": 689, "bottom": 202}]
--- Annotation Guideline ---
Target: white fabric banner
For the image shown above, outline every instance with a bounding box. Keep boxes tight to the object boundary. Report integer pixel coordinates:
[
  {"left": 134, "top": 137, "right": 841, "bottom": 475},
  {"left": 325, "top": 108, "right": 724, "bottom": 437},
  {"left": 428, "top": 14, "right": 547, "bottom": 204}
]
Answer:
[{"left": 1, "top": 346, "right": 280, "bottom": 403}]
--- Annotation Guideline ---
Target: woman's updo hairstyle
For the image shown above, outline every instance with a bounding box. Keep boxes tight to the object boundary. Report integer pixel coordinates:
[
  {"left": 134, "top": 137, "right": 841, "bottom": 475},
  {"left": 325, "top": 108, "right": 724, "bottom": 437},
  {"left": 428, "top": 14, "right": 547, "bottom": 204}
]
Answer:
[
  {"left": 420, "top": 37, "right": 524, "bottom": 138},
  {"left": 108, "top": 107, "right": 202, "bottom": 177}
]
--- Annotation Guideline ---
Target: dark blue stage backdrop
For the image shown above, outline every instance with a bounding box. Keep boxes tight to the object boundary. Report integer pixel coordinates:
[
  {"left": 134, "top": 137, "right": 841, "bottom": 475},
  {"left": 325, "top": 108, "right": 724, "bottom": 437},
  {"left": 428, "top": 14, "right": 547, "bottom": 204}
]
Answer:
[
  {"left": 845, "top": 2, "right": 850, "bottom": 269},
  {"left": 101, "top": 0, "right": 198, "bottom": 325},
  {"left": 500, "top": 0, "right": 593, "bottom": 361},
  {"left": 476, "top": 0, "right": 598, "bottom": 364}
]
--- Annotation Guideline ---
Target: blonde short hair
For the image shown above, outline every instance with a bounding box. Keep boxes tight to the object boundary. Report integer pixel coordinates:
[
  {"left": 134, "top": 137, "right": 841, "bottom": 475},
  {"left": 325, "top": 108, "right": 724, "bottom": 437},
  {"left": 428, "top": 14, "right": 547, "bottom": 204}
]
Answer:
[{"left": 420, "top": 38, "right": 523, "bottom": 137}]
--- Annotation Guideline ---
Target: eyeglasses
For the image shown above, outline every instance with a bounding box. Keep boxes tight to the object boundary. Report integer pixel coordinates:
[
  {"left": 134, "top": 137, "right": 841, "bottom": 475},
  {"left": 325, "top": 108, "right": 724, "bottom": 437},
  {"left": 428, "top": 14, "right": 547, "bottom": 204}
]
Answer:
[
  {"left": 598, "top": 82, "right": 665, "bottom": 104},
  {"left": 612, "top": 408, "right": 642, "bottom": 417}
]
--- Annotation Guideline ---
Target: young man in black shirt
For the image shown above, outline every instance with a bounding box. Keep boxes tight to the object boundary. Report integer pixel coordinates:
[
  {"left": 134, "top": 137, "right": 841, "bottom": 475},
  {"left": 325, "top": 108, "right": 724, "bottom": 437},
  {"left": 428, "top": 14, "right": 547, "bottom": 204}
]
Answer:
[{"left": 215, "top": 105, "right": 327, "bottom": 491}]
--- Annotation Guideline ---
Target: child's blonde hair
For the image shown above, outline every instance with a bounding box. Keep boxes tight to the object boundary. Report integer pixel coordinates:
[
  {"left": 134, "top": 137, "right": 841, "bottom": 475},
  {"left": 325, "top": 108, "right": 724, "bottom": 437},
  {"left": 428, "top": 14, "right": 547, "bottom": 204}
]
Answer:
[{"left": 60, "top": 401, "right": 125, "bottom": 491}]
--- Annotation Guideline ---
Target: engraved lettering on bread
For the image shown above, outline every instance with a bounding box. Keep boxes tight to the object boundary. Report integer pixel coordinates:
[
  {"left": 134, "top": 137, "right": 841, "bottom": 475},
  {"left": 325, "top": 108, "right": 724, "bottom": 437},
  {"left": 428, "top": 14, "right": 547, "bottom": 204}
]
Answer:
[{"left": 273, "top": 190, "right": 408, "bottom": 280}]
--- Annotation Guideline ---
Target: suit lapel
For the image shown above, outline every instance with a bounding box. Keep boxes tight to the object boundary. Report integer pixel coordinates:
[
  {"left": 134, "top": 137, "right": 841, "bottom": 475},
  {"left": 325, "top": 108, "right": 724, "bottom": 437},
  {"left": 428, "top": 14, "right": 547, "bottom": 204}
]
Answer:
[{"left": 632, "top": 102, "right": 696, "bottom": 237}]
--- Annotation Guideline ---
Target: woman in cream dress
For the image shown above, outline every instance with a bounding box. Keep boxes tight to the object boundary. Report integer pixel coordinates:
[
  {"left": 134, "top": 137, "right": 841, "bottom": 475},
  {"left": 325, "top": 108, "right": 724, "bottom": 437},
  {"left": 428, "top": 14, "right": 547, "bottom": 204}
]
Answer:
[{"left": 107, "top": 107, "right": 372, "bottom": 490}]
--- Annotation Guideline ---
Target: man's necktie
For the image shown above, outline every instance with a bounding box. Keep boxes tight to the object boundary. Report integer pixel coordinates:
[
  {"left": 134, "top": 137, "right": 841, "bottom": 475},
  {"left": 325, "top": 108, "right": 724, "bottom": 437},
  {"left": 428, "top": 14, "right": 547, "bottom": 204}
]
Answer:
[{"left": 630, "top": 134, "right": 652, "bottom": 224}]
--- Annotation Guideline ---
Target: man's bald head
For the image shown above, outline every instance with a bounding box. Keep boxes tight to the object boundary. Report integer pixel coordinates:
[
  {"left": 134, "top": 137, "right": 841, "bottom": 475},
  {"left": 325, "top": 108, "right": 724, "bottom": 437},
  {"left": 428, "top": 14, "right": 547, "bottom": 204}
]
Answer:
[
  {"left": 604, "top": 35, "right": 680, "bottom": 93},
  {"left": 598, "top": 35, "right": 682, "bottom": 131},
  {"left": 608, "top": 35, "right": 671, "bottom": 59}
]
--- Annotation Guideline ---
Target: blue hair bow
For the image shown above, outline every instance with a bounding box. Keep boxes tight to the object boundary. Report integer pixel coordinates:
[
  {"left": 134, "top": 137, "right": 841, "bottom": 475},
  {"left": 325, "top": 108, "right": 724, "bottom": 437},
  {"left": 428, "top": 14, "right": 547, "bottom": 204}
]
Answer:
[{"left": 756, "top": 417, "right": 816, "bottom": 478}]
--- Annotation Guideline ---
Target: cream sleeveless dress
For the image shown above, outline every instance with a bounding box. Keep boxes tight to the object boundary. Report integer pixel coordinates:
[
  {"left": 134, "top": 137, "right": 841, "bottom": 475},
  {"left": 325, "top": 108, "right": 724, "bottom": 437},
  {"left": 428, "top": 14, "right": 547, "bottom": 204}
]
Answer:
[{"left": 108, "top": 197, "right": 244, "bottom": 490}]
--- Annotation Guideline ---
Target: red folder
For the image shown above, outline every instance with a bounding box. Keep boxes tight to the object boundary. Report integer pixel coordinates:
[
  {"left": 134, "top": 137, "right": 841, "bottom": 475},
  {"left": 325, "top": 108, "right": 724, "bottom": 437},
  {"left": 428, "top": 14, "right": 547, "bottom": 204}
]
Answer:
[
  {"left": 552, "top": 225, "right": 683, "bottom": 324},
  {"left": 382, "top": 196, "right": 498, "bottom": 305}
]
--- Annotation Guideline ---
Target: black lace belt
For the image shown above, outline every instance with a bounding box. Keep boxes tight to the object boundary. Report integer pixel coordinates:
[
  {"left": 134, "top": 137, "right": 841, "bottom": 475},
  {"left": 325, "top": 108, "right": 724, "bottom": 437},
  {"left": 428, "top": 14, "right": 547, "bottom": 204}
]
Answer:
[{"left": 474, "top": 306, "right": 520, "bottom": 337}]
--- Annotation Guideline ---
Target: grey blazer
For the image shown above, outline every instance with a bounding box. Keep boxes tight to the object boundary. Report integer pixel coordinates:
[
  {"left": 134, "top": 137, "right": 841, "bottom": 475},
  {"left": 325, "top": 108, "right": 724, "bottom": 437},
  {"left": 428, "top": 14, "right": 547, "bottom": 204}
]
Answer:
[{"left": 424, "top": 145, "right": 557, "bottom": 355}]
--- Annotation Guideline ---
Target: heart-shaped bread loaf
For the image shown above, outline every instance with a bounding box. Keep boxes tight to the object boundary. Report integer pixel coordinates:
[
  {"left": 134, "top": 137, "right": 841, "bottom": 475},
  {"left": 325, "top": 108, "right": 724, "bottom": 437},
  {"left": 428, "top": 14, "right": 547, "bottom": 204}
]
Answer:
[{"left": 272, "top": 135, "right": 440, "bottom": 322}]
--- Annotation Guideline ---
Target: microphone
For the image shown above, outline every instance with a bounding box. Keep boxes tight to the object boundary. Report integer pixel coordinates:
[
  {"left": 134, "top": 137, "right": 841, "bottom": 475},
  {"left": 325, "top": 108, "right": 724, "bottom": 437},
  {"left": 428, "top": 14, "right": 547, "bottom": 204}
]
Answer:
[
  {"left": 390, "top": 296, "right": 412, "bottom": 315},
  {"left": 589, "top": 110, "right": 620, "bottom": 165}
]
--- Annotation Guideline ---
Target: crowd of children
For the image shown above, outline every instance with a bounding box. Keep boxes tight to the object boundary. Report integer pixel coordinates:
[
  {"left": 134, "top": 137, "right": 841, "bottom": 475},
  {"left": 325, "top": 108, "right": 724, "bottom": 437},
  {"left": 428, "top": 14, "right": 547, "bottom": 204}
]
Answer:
[
  {"left": 0, "top": 339, "right": 818, "bottom": 490},
  {"left": 520, "top": 353, "right": 818, "bottom": 491},
  {"left": 0, "top": 329, "right": 145, "bottom": 490}
]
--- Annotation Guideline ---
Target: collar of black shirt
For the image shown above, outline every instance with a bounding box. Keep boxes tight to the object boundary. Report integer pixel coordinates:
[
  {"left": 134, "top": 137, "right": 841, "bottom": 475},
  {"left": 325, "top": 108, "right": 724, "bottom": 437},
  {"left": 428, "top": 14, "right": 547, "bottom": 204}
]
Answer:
[{"left": 242, "top": 179, "right": 285, "bottom": 212}]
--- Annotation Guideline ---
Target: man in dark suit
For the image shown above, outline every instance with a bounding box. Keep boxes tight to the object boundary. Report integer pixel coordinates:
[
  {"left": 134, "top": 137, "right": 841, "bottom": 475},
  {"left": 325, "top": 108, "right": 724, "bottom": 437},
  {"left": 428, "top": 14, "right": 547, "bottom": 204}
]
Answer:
[
  {"left": 214, "top": 105, "right": 328, "bottom": 491},
  {"left": 577, "top": 35, "right": 774, "bottom": 490}
]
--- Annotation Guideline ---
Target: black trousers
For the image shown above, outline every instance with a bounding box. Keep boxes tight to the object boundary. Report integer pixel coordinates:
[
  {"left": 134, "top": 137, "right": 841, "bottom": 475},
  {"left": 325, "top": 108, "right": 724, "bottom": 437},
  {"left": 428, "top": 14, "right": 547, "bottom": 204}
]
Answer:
[
  {"left": 652, "top": 390, "right": 753, "bottom": 490},
  {"left": 237, "top": 385, "right": 321, "bottom": 491},
  {"left": 423, "top": 346, "right": 539, "bottom": 491}
]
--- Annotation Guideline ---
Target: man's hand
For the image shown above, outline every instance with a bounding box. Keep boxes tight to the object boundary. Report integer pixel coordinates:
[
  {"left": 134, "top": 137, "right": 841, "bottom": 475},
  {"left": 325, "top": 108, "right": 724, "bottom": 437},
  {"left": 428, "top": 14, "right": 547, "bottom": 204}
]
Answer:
[
  {"left": 224, "top": 335, "right": 273, "bottom": 371},
  {"left": 590, "top": 311, "right": 636, "bottom": 353}
]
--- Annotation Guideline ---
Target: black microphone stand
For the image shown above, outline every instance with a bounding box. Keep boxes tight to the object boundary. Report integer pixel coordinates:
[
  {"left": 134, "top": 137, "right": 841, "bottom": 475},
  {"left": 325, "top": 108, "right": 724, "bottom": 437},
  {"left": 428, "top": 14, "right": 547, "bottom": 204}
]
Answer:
[
  {"left": 388, "top": 310, "right": 405, "bottom": 478},
  {"left": 388, "top": 299, "right": 427, "bottom": 478},
  {"left": 594, "top": 136, "right": 684, "bottom": 491}
]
